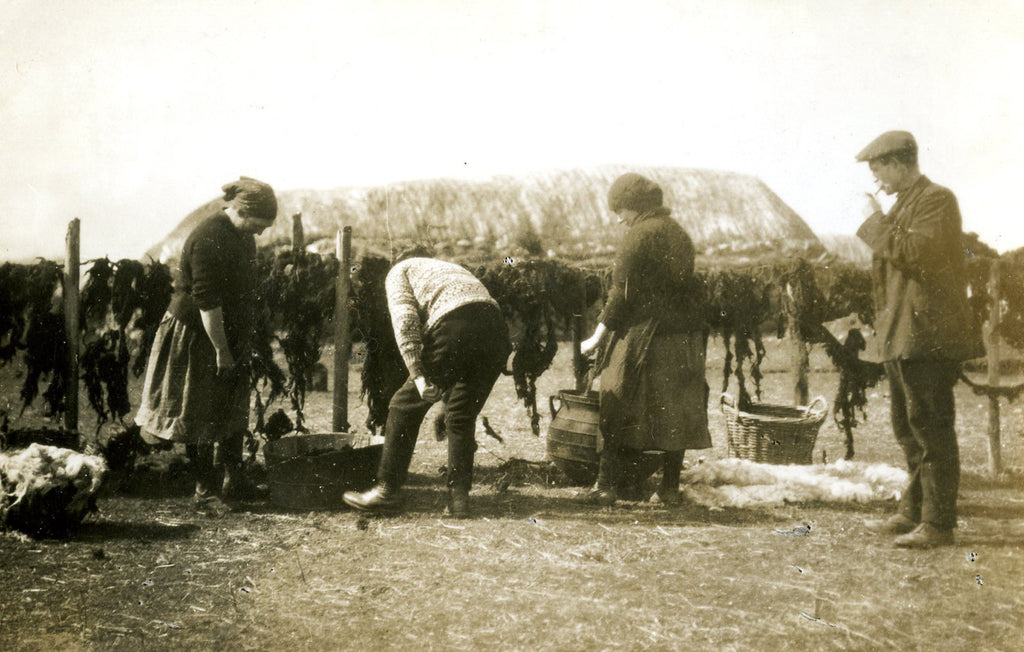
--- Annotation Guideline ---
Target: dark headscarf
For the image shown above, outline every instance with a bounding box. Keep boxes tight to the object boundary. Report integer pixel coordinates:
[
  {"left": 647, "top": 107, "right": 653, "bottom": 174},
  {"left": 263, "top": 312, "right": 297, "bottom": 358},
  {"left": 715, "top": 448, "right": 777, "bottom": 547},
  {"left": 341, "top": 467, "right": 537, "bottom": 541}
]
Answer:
[
  {"left": 222, "top": 176, "right": 277, "bottom": 222},
  {"left": 607, "top": 173, "right": 663, "bottom": 214}
]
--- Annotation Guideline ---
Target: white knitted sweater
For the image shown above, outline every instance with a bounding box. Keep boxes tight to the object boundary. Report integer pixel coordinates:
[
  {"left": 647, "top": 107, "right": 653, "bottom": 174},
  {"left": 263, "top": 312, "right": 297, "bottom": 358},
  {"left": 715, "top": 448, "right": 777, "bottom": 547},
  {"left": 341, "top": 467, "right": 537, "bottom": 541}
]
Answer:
[{"left": 385, "top": 258, "right": 498, "bottom": 377}]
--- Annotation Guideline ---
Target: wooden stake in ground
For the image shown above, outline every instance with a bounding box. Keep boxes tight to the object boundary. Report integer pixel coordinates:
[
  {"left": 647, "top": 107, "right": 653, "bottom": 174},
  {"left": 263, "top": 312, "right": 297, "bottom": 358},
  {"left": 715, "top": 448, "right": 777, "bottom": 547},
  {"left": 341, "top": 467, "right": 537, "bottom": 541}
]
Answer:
[
  {"left": 332, "top": 226, "right": 352, "bottom": 433},
  {"left": 64, "top": 218, "right": 80, "bottom": 438},
  {"left": 291, "top": 212, "right": 304, "bottom": 253},
  {"left": 793, "top": 334, "right": 810, "bottom": 407},
  {"left": 573, "top": 274, "right": 590, "bottom": 392},
  {"left": 572, "top": 314, "right": 585, "bottom": 392},
  {"left": 986, "top": 260, "right": 1002, "bottom": 475}
]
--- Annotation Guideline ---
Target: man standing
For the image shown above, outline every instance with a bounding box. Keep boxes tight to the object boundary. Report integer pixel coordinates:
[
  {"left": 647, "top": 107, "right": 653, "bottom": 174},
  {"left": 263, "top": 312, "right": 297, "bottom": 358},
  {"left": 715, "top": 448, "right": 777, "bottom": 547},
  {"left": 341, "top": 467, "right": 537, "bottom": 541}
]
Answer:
[{"left": 856, "top": 131, "right": 983, "bottom": 548}]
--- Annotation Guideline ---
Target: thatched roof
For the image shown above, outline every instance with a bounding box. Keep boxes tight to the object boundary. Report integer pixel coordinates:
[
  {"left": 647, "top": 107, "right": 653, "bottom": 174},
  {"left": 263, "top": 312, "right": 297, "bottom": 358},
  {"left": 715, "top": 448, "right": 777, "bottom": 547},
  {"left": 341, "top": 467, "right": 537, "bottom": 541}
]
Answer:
[
  {"left": 818, "top": 233, "right": 873, "bottom": 268},
  {"left": 146, "top": 165, "right": 823, "bottom": 263}
]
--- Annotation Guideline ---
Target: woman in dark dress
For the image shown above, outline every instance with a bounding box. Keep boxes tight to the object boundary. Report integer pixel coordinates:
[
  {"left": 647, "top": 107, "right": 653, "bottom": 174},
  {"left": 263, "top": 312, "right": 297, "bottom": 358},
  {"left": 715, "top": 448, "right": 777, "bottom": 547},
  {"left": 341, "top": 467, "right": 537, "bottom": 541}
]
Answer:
[
  {"left": 135, "top": 177, "right": 277, "bottom": 513},
  {"left": 579, "top": 172, "right": 711, "bottom": 506}
]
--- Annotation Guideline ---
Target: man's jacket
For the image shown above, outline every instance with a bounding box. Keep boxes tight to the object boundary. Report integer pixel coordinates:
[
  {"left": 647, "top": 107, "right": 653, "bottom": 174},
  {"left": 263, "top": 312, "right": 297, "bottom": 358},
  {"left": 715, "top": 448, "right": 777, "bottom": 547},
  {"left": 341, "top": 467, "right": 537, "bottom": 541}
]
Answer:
[{"left": 857, "top": 175, "right": 984, "bottom": 363}]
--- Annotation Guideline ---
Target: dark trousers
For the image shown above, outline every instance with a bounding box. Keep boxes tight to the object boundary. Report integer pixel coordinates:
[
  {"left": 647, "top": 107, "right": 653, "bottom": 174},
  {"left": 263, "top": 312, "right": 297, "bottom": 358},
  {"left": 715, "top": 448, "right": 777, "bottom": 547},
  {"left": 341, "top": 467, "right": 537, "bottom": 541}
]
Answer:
[
  {"left": 884, "top": 359, "right": 961, "bottom": 530},
  {"left": 378, "top": 304, "right": 509, "bottom": 492}
]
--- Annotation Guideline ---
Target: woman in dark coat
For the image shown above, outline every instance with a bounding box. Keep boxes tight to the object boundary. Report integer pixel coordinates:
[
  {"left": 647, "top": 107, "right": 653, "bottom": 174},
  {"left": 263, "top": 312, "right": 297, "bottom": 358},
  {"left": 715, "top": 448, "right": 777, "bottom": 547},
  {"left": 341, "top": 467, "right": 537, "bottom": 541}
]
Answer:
[
  {"left": 580, "top": 172, "right": 711, "bottom": 506},
  {"left": 135, "top": 177, "right": 277, "bottom": 513}
]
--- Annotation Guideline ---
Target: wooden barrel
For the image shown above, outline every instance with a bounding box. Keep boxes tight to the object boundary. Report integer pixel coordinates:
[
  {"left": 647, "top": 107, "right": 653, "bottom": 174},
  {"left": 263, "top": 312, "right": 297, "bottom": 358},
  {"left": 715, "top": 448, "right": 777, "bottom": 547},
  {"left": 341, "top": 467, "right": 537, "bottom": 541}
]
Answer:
[
  {"left": 547, "top": 389, "right": 665, "bottom": 489},
  {"left": 546, "top": 389, "right": 602, "bottom": 485}
]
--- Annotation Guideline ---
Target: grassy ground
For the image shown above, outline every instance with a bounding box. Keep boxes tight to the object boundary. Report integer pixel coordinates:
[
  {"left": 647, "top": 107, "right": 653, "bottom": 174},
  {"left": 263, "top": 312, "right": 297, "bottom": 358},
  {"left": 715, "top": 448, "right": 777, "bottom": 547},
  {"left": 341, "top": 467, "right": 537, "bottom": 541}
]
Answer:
[{"left": 2, "top": 337, "right": 1023, "bottom": 651}]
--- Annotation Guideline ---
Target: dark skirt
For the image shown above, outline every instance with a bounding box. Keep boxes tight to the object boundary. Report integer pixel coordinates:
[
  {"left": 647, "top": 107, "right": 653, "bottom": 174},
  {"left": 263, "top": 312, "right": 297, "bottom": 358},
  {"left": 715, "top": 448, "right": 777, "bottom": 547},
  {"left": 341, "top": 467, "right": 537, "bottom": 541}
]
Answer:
[
  {"left": 599, "top": 329, "right": 711, "bottom": 452},
  {"left": 134, "top": 313, "right": 249, "bottom": 445}
]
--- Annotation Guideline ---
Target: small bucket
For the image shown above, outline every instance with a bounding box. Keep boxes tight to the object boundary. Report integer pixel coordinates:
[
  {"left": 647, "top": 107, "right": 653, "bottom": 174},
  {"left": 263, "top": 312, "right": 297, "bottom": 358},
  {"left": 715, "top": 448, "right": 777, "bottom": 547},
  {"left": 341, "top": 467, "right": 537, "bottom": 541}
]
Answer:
[{"left": 264, "top": 433, "right": 382, "bottom": 510}]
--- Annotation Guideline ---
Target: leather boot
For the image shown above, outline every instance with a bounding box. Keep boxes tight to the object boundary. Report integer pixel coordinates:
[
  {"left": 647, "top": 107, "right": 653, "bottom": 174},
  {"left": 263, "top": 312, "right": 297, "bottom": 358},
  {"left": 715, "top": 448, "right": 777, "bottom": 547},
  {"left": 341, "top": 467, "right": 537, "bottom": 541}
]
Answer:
[
  {"left": 445, "top": 487, "right": 471, "bottom": 519},
  {"left": 864, "top": 514, "right": 918, "bottom": 535},
  {"left": 188, "top": 443, "right": 232, "bottom": 516},
  {"left": 894, "top": 523, "right": 954, "bottom": 548},
  {"left": 617, "top": 449, "right": 650, "bottom": 502},
  {"left": 188, "top": 444, "right": 218, "bottom": 493},
  {"left": 218, "top": 432, "right": 264, "bottom": 501},
  {"left": 653, "top": 450, "right": 684, "bottom": 506},
  {"left": 577, "top": 448, "right": 619, "bottom": 506},
  {"left": 343, "top": 483, "right": 403, "bottom": 514}
]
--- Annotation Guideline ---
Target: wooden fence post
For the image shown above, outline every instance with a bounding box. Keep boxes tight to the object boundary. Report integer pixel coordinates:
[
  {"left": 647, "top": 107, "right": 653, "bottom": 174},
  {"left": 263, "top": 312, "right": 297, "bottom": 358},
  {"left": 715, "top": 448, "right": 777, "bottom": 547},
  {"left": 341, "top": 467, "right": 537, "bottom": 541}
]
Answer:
[
  {"left": 794, "top": 334, "right": 810, "bottom": 407},
  {"left": 291, "top": 212, "right": 304, "bottom": 253},
  {"left": 332, "top": 227, "right": 352, "bottom": 433},
  {"left": 986, "top": 260, "right": 1003, "bottom": 475},
  {"left": 63, "top": 218, "right": 80, "bottom": 436},
  {"left": 572, "top": 274, "right": 588, "bottom": 392},
  {"left": 572, "top": 314, "right": 585, "bottom": 392}
]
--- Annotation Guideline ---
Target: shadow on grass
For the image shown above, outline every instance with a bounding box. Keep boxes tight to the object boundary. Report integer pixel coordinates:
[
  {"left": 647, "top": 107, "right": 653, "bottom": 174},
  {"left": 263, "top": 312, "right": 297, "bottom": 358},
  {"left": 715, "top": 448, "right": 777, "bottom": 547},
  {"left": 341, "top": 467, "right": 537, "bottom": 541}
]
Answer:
[
  {"left": 74, "top": 519, "right": 200, "bottom": 542},
  {"left": 246, "top": 466, "right": 915, "bottom": 527},
  {"left": 527, "top": 501, "right": 793, "bottom": 528},
  {"left": 102, "top": 476, "right": 194, "bottom": 500},
  {"left": 320, "top": 481, "right": 795, "bottom": 528},
  {"left": 960, "top": 469, "right": 1024, "bottom": 491},
  {"left": 959, "top": 502, "right": 1024, "bottom": 520},
  {"left": 958, "top": 534, "right": 1024, "bottom": 548},
  {"left": 198, "top": 468, "right": 1024, "bottom": 539},
  {"left": 794, "top": 499, "right": 899, "bottom": 515},
  {"left": 99, "top": 453, "right": 195, "bottom": 499}
]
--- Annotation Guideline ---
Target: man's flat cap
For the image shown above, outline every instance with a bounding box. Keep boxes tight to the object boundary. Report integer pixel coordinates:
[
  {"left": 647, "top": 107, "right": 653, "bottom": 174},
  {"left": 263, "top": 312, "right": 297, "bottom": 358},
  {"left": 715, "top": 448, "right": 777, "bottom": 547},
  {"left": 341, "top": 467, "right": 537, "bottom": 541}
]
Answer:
[{"left": 855, "top": 130, "right": 917, "bottom": 162}]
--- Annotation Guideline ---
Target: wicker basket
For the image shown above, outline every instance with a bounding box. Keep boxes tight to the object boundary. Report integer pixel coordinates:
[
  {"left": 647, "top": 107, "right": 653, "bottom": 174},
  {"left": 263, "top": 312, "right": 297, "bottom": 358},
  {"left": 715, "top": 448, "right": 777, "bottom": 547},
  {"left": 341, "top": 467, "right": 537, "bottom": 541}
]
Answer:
[{"left": 720, "top": 393, "right": 828, "bottom": 465}]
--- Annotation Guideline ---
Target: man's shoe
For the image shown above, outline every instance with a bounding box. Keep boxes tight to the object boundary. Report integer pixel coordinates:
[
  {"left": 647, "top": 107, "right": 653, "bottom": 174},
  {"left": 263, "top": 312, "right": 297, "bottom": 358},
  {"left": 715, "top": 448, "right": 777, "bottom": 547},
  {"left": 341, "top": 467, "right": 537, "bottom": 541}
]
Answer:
[
  {"left": 865, "top": 514, "right": 917, "bottom": 535},
  {"left": 575, "top": 487, "right": 617, "bottom": 507},
  {"left": 445, "top": 488, "right": 471, "bottom": 519},
  {"left": 894, "top": 523, "right": 954, "bottom": 549},
  {"left": 343, "top": 484, "right": 402, "bottom": 514}
]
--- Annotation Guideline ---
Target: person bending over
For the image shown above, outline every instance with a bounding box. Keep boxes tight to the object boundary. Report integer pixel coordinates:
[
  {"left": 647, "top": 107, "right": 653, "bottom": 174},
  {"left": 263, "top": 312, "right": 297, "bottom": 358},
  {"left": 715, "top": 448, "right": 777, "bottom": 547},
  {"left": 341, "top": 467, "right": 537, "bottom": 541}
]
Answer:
[{"left": 344, "top": 256, "right": 510, "bottom": 518}]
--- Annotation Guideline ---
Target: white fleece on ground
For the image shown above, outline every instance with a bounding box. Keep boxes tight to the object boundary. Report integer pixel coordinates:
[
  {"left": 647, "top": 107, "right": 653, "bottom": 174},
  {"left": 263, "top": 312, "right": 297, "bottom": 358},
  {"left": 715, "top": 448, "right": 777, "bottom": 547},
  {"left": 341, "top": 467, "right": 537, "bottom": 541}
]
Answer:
[
  {"left": 1, "top": 444, "right": 107, "bottom": 519},
  {"left": 679, "top": 458, "right": 907, "bottom": 509}
]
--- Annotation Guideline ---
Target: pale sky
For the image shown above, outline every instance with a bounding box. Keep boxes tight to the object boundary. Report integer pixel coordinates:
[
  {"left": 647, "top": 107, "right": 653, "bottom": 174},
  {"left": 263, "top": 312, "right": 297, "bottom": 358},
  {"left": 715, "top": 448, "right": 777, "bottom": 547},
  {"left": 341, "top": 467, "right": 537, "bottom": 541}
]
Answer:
[{"left": 2, "top": 0, "right": 1022, "bottom": 261}]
